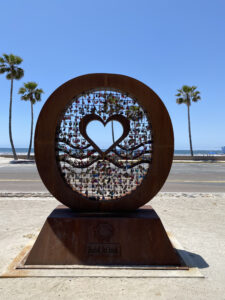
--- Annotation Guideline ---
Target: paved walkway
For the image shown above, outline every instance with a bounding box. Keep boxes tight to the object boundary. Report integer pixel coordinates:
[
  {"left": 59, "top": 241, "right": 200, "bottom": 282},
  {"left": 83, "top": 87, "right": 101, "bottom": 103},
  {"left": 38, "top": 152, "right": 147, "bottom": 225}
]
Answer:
[{"left": 0, "top": 193, "right": 225, "bottom": 299}]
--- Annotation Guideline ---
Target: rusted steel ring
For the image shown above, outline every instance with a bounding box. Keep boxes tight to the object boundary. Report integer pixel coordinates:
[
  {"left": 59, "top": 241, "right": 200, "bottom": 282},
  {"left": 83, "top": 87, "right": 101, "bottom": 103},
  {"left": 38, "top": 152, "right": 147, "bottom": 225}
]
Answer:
[{"left": 35, "top": 73, "right": 174, "bottom": 211}]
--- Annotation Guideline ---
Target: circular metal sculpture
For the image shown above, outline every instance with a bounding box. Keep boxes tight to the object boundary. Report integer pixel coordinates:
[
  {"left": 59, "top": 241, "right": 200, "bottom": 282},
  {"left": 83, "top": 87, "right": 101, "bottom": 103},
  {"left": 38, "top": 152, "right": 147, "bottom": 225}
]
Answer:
[{"left": 35, "top": 74, "right": 173, "bottom": 211}]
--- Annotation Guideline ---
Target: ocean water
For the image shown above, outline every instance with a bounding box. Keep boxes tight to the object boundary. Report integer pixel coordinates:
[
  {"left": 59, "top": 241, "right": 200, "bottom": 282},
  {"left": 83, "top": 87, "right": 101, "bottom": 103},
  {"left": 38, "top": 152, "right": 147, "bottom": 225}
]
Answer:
[
  {"left": 174, "top": 150, "right": 223, "bottom": 155},
  {"left": 0, "top": 148, "right": 34, "bottom": 155},
  {"left": 0, "top": 148, "right": 223, "bottom": 155}
]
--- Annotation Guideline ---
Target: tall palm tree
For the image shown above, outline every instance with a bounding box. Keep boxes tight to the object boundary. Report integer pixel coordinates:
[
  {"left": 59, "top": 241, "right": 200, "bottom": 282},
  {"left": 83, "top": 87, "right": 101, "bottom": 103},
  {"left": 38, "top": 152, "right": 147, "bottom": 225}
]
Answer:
[
  {"left": 175, "top": 85, "right": 201, "bottom": 157},
  {"left": 0, "top": 54, "right": 24, "bottom": 160},
  {"left": 18, "top": 82, "right": 44, "bottom": 159}
]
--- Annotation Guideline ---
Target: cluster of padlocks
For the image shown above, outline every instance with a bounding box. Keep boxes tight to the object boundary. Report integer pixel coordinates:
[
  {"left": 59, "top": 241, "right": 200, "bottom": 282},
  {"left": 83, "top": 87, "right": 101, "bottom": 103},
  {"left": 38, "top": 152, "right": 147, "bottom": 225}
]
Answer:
[{"left": 55, "top": 89, "right": 152, "bottom": 200}]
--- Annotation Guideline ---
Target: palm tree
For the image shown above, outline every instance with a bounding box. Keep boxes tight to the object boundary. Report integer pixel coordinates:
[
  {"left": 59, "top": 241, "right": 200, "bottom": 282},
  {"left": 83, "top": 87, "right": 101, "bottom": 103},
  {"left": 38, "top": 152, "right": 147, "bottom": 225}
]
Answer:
[
  {"left": 175, "top": 85, "right": 201, "bottom": 157},
  {"left": 104, "top": 94, "right": 123, "bottom": 143},
  {"left": 18, "top": 82, "right": 44, "bottom": 159},
  {"left": 0, "top": 54, "right": 24, "bottom": 160},
  {"left": 104, "top": 94, "right": 144, "bottom": 144}
]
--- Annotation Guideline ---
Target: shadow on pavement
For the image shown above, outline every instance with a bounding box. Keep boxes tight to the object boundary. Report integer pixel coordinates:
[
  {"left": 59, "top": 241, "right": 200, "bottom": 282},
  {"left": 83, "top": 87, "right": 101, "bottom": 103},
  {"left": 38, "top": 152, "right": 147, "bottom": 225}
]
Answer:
[
  {"left": 178, "top": 249, "right": 209, "bottom": 269},
  {"left": 10, "top": 160, "right": 35, "bottom": 164}
]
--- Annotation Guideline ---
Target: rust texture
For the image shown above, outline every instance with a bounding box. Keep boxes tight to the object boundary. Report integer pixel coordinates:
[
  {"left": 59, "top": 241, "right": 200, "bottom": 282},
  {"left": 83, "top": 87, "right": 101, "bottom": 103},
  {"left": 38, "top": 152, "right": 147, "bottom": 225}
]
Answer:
[
  {"left": 25, "top": 205, "right": 182, "bottom": 266},
  {"left": 35, "top": 73, "right": 174, "bottom": 211}
]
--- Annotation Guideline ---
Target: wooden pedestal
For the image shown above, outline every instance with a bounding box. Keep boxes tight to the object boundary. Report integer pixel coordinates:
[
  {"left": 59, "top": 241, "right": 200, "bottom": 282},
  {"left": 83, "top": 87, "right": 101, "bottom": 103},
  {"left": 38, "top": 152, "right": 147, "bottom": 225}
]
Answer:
[{"left": 25, "top": 205, "right": 182, "bottom": 266}]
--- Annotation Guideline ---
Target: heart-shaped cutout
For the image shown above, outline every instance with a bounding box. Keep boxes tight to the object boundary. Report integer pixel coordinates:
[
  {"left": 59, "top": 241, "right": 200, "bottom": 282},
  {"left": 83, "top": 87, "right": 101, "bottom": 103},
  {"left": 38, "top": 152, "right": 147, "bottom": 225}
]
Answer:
[
  {"left": 79, "top": 114, "right": 130, "bottom": 158},
  {"left": 86, "top": 120, "right": 123, "bottom": 150}
]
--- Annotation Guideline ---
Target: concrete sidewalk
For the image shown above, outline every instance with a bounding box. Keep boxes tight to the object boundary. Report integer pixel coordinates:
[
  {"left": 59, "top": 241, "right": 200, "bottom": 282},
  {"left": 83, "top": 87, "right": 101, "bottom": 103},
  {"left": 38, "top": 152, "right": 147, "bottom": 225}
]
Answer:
[{"left": 0, "top": 193, "right": 224, "bottom": 299}]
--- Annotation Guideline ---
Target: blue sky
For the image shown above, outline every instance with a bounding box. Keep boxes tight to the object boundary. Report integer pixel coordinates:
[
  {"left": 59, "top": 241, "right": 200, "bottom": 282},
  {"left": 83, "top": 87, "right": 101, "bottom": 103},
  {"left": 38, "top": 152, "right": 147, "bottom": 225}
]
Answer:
[{"left": 0, "top": 0, "right": 224, "bottom": 150}]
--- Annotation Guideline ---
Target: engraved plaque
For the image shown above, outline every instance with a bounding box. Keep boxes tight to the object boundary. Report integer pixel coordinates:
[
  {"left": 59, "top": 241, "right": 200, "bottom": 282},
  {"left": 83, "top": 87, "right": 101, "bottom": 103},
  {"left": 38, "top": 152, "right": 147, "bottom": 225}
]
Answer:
[{"left": 87, "top": 243, "right": 121, "bottom": 256}]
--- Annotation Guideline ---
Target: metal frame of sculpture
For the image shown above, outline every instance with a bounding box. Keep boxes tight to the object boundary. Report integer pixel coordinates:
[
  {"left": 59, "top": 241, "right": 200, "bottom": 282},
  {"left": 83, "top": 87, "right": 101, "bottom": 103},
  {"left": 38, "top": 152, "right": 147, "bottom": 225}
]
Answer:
[
  {"left": 21, "top": 74, "right": 184, "bottom": 267},
  {"left": 35, "top": 73, "right": 174, "bottom": 211}
]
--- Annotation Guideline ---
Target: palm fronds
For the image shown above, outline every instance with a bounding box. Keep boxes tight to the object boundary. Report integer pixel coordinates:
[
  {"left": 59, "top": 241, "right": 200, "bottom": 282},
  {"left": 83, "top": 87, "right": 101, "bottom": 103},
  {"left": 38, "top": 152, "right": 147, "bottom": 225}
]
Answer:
[{"left": 0, "top": 53, "right": 24, "bottom": 80}]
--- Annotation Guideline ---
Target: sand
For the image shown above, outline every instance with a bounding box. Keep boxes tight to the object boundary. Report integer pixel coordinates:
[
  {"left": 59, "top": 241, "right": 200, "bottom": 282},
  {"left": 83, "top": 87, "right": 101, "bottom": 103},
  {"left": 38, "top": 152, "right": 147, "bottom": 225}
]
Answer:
[
  {"left": 0, "top": 157, "right": 36, "bottom": 166},
  {"left": 0, "top": 157, "right": 12, "bottom": 165},
  {"left": 0, "top": 193, "right": 225, "bottom": 299}
]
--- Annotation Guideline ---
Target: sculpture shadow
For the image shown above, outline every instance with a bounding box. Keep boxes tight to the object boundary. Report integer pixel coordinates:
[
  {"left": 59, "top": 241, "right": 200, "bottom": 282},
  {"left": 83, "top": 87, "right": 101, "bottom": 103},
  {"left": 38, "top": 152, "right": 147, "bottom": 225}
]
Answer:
[{"left": 177, "top": 249, "right": 209, "bottom": 269}]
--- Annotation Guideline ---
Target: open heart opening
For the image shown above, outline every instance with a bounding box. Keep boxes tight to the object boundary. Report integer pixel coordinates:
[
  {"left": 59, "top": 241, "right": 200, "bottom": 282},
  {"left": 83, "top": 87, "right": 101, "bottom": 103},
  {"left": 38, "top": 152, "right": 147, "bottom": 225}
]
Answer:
[
  {"left": 86, "top": 120, "right": 123, "bottom": 151},
  {"left": 79, "top": 114, "right": 130, "bottom": 158}
]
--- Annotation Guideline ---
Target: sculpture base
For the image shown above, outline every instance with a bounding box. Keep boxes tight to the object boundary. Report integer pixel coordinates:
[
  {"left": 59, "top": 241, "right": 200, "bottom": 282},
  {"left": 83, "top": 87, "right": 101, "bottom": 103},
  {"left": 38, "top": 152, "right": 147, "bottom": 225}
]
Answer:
[{"left": 24, "top": 205, "right": 183, "bottom": 266}]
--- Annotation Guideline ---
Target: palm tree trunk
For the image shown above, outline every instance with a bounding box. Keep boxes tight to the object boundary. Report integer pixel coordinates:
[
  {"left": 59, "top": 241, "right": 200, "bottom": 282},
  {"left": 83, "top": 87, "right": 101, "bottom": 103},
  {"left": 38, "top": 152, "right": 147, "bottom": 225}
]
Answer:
[
  {"left": 27, "top": 102, "right": 33, "bottom": 159},
  {"left": 111, "top": 121, "right": 115, "bottom": 143},
  {"left": 9, "top": 77, "right": 18, "bottom": 160},
  {"left": 187, "top": 104, "right": 194, "bottom": 157}
]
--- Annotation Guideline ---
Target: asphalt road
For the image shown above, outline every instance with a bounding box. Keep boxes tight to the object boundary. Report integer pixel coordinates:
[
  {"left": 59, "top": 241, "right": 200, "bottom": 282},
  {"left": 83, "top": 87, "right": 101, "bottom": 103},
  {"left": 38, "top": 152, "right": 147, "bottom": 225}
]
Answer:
[{"left": 0, "top": 162, "right": 224, "bottom": 193}]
